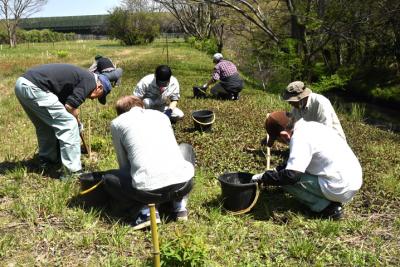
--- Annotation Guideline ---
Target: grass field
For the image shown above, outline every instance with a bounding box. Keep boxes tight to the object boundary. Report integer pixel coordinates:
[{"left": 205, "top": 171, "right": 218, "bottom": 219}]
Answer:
[{"left": 0, "top": 40, "right": 399, "bottom": 266}]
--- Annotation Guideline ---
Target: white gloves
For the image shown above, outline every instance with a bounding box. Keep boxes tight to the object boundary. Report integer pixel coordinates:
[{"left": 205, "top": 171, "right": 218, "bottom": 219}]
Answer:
[
  {"left": 78, "top": 122, "right": 84, "bottom": 133},
  {"left": 251, "top": 173, "right": 264, "bottom": 183}
]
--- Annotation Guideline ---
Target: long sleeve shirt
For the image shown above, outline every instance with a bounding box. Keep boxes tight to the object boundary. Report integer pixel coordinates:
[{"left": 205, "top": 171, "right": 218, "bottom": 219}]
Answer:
[{"left": 110, "top": 107, "right": 194, "bottom": 191}]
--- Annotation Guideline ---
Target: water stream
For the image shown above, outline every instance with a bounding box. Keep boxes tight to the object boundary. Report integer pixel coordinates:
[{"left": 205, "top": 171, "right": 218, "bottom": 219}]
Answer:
[{"left": 327, "top": 93, "right": 400, "bottom": 133}]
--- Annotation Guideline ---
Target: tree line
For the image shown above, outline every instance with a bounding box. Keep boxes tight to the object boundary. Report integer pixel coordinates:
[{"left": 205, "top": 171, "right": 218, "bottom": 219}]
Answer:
[
  {"left": 151, "top": 0, "right": 399, "bottom": 103},
  {"left": 109, "top": 0, "right": 400, "bottom": 103}
]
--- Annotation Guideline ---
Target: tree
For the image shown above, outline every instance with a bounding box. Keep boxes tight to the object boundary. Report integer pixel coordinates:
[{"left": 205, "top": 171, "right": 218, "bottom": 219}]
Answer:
[
  {"left": 121, "top": 0, "right": 162, "bottom": 12},
  {"left": 0, "top": 0, "right": 47, "bottom": 47},
  {"left": 107, "top": 7, "right": 160, "bottom": 45},
  {"left": 202, "top": 0, "right": 281, "bottom": 44},
  {"left": 156, "top": 0, "right": 229, "bottom": 51}
]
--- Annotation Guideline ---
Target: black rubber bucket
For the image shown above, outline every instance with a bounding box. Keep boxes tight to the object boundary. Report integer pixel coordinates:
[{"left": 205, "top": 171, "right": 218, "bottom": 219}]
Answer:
[
  {"left": 79, "top": 172, "right": 109, "bottom": 208},
  {"left": 193, "top": 86, "right": 207, "bottom": 98},
  {"left": 192, "top": 110, "right": 215, "bottom": 132},
  {"left": 218, "top": 172, "right": 258, "bottom": 213}
]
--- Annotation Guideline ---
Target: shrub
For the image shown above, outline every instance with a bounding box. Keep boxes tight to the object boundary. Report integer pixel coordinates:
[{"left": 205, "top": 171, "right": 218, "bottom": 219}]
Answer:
[
  {"left": 56, "top": 50, "right": 68, "bottom": 58},
  {"left": 186, "top": 37, "right": 218, "bottom": 55},
  {"left": 160, "top": 234, "right": 209, "bottom": 266},
  {"left": 107, "top": 8, "right": 160, "bottom": 45}
]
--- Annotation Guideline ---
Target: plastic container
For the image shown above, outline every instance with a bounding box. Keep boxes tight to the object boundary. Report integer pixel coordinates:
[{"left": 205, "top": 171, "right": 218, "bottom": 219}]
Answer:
[
  {"left": 218, "top": 172, "right": 258, "bottom": 212},
  {"left": 192, "top": 109, "right": 215, "bottom": 132}
]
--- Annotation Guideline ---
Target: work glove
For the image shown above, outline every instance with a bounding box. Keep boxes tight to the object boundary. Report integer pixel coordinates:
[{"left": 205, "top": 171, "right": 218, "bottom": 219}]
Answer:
[
  {"left": 274, "top": 163, "right": 286, "bottom": 172},
  {"left": 251, "top": 173, "right": 264, "bottom": 184},
  {"left": 164, "top": 108, "right": 173, "bottom": 118},
  {"left": 78, "top": 122, "right": 84, "bottom": 133}
]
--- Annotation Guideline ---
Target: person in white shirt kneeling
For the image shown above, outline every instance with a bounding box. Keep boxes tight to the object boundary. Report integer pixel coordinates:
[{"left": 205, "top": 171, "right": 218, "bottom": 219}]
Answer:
[
  {"left": 252, "top": 111, "right": 362, "bottom": 220},
  {"left": 101, "top": 96, "right": 195, "bottom": 230}
]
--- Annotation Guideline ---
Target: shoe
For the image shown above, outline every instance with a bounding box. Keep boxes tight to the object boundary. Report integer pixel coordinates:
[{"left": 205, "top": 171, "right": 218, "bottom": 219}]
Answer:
[
  {"left": 59, "top": 170, "right": 83, "bottom": 181},
  {"left": 230, "top": 93, "right": 240, "bottom": 100},
  {"left": 132, "top": 212, "right": 160, "bottom": 230},
  {"left": 319, "top": 202, "right": 343, "bottom": 220},
  {"left": 39, "top": 158, "right": 60, "bottom": 171},
  {"left": 174, "top": 210, "right": 188, "bottom": 222}
]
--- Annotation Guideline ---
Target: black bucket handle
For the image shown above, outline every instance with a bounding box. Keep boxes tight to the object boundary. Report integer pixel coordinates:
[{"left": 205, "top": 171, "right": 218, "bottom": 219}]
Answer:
[
  {"left": 80, "top": 180, "right": 103, "bottom": 195},
  {"left": 226, "top": 182, "right": 260, "bottom": 215},
  {"left": 191, "top": 112, "right": 215, "bottom": 126}
]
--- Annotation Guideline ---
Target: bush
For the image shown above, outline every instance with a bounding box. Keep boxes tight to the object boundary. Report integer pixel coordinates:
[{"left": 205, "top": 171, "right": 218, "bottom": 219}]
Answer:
[
  {"left": 107, "top": 8, "right": 160, "bottom": 45},
  {"left": 0, "top": 29, "right": 76, "bottom": 44},
  {"left": 186, "top": 37, "right": 218, "bottom": 55},
  {"left": 56, "top": 50, "right": 68, "bottom": 58}
]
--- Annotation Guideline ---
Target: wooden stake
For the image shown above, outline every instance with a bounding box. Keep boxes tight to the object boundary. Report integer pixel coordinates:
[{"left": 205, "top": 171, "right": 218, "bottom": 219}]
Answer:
[
  {"left": 265, "top": 113, "right": 271, "bottom": 170},
  {"left": 88, "top": 119, "right": 92, "bottom": 158},
  {"left": 266, "top": 134, "right": 271, "bottom": 170},
  {"left": 149, "top": 204, "right": 160, "bottom": 267}
]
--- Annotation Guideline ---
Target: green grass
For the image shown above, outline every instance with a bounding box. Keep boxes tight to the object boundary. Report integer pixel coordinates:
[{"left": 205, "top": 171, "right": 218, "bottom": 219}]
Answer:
[{"left": 0, "top": 40, "right": 399, "bottom": 266}]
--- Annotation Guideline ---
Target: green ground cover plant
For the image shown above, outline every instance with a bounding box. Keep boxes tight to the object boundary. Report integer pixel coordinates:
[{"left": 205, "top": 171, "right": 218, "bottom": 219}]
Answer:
[{"left": 0, "top": 40, "right": 399, "bottom": 266}]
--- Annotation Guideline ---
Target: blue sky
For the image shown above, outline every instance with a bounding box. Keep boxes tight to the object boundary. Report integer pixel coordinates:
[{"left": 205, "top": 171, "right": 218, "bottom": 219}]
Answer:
[{"left": 34, "top": 0, "right": 122, "bottom": 17}]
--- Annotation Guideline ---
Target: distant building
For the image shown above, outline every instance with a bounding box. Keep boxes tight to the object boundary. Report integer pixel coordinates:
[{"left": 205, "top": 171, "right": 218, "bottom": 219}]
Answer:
[{"left": 19, "top": 15, "right": 109, "bottom": 35}]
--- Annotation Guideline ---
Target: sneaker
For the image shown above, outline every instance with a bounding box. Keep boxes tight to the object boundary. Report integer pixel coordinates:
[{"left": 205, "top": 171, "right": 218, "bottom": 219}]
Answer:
[
  {"left": 59, "top": 170, "right": 83, "bottom": 181},
  {"left": 132, "top": 212, "right": 160, "bottom": 230},
  {"left": 174, "top": 210, "right": 188, "bottom": 222},
  {"left": 319, "top": 202, "right": 343, "bottom": 220},
  {"left": 230, "top": 92, "right": 240, "bottom": 100}
]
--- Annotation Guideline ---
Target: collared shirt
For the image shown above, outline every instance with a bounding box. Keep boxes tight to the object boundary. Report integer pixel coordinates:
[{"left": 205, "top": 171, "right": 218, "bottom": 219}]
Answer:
[
  {"left": 291, "top": 93, "right": 346, "bottom": 140},
  {"left": 212, "top": 60, "right": 238, "bottom": 81},
  {"left": 286, "top": 119, "right": 362, "bottom": 203},
  {"left": 110, "top": 107, "right": 194, "bottom": 191},
  {"left": 133, "top": 74, "right": 180, "bottom": 104}
]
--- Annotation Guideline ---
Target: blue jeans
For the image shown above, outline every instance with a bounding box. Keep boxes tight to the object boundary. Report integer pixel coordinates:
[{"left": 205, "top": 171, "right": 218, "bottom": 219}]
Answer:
[
  {"left": 283, "top": 174, "right": 331, "bottom": 212},
  {"left": 15, "top": 77, "right": 82, "bottom": 172},
  {"left": 100, "top": 68, "right": 123, "bottom": 86}
]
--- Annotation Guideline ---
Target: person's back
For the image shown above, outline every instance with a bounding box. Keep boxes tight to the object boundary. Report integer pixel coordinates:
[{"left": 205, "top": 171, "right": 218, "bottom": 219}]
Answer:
[
  {"left": 291, "top": 93, "right": 346, "bottom": 140},
  {"left": 96, "top": 57, "right": 115, "bottom": 72},
  {"left": 283, "top": 81, "right": 346, "bottom": 140},
  {"left": 288, "top": 119, "right": 362, "bottom": 203},
  {"left": 111, "top": 107, "right": 193, "bottom": 191}
]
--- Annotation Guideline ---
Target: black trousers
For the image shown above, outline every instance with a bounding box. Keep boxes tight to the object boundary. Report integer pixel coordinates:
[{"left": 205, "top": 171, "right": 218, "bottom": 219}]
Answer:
[{"left": 102, "top": 143, "right": 195, "bottom": 219}]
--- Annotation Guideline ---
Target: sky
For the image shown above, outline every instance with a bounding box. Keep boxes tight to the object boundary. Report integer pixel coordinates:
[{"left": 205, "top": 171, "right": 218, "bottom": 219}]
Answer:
[{"left": 34, "top": 0, "right": 122, "bottom": 18}]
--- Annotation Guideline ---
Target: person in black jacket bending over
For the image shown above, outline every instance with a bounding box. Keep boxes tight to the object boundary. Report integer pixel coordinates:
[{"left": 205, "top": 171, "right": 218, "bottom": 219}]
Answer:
[
  {"left": 15, "top": 63, "right": 112, "bottom": 179},
  {"left": 89, "top": 55, "right": 123, "bottom": 86}
]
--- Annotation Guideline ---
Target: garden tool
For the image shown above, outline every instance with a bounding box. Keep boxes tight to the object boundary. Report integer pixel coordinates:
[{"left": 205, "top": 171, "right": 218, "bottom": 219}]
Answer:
[{"left": 80, "top": 132, "right": 89, "bottom": 155}]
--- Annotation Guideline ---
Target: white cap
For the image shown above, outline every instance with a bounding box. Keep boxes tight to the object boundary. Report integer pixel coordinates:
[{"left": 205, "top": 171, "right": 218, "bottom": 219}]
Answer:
[{"left": 213, "top": 53, "right": 223, "bottom": 61}]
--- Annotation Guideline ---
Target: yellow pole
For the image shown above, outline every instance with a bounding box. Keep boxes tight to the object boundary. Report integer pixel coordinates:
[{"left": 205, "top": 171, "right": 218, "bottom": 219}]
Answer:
[
  {"left": 266, "top": 134, "right": 271, "bottom": 170},
  {"left": 88, "top": 118, "right": 92, "bottom": 158},
  {"left": 149, "top": 204, "right": 160, "bottom": 267},
  {"left": 265, "top": 113, "right": 271, "bottom": 170}
]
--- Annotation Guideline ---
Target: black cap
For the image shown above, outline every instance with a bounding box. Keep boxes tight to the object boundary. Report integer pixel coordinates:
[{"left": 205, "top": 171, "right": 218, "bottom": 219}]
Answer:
[{"left": 155, "top": 65, "right": 172, "bottom": 87}]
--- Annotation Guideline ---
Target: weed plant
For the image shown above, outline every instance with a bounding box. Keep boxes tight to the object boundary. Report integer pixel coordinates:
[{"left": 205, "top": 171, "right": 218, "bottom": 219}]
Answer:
[{"left": 0, "top": 40, "right": 399, "bottom": 266}]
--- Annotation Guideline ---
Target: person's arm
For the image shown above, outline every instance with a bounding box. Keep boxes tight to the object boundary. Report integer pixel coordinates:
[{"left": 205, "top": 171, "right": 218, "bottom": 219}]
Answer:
[
  {"left": 252, "top": 169, "right": 303, "bottom": 186},
  {"left": 88, "top": 61, "right": 97, "bottom": 73},
  {"left": 65, "top": 103, "right": 83, "bottom": 132},
  {"left": 203, "top": 66, "right": 220, "bottom": 88},
  {"left": 133, "top": 79, "right": 146, "bottom": 98},
  {"left": 65, "top": 104, "right": 80, "bottom": 122},
  {"left": 111, "top": 121, "right": 130, "bottom": 171},
  {"left": 169, "top": 100, "right": 178, "bottom": 109}
]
